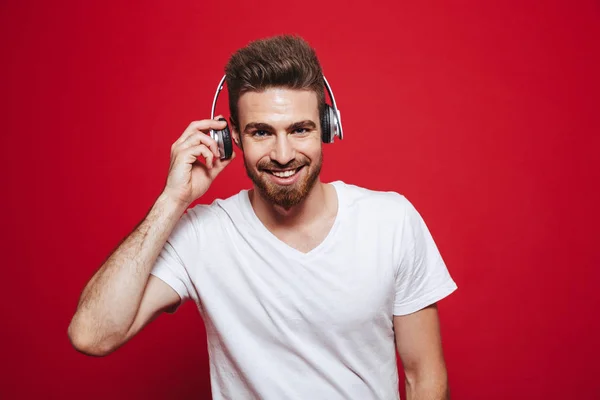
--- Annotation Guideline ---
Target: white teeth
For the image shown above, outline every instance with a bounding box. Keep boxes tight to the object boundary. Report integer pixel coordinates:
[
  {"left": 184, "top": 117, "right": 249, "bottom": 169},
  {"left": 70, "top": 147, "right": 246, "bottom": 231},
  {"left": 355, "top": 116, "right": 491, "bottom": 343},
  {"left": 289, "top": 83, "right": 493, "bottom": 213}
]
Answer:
[{"left": 272, "top": 169, "right": 297, "bottom": 178}]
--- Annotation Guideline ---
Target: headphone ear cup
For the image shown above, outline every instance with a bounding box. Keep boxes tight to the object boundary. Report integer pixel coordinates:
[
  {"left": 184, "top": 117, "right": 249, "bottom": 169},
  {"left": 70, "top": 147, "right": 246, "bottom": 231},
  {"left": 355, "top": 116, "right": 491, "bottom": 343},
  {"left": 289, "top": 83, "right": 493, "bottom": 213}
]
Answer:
[
  {"left": 216, "top": 126, "right": 234, "bottom": 160},
  {"left": 214, "top": 118, "right": 234, "bottom": 160},
  {"left": 321, "top": 105, "right": 332, "bottom": 143}
]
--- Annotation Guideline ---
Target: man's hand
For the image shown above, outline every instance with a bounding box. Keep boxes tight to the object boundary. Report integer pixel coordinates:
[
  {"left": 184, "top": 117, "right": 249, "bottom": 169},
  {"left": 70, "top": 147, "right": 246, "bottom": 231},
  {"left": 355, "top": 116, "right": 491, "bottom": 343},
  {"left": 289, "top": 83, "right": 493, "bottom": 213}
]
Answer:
[{"left": 163, "top": 117, "right": 236, "bottom": 207}]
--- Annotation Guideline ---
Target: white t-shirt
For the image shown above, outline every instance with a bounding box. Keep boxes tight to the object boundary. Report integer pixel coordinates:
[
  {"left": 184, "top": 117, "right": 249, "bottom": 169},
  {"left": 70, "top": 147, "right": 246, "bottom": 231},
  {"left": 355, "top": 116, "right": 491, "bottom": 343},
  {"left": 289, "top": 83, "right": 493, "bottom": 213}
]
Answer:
[{"left": 150, "top": 180, "right": 457, "bottom": 400}]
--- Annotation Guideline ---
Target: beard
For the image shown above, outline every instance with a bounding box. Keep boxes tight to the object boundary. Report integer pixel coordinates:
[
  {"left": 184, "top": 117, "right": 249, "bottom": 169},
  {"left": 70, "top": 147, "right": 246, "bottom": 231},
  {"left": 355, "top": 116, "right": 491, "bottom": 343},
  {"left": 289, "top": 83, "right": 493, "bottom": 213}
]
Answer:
[{"left": 244, "top": 152, "right": 322, "bottom": 209}]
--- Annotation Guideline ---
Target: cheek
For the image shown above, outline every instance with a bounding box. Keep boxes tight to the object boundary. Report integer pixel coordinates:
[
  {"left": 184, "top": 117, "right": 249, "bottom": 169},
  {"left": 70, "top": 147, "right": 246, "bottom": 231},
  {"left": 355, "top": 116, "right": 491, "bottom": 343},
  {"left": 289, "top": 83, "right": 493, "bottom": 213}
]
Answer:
[
  {"left": 298, "top": 138, "right": 322, "bottom": 159},
  {"left": 243, "top": 146, "right": 269, "bottom": 168}
]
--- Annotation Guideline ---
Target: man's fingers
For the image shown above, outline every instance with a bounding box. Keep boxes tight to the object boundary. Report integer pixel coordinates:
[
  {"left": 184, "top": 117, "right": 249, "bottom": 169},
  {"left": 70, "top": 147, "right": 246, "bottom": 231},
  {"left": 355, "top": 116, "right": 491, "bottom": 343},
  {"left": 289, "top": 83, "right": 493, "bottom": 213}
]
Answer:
[
  {"left": 178, "top": 132, "right": 219, "bottom": 158},
  {"left": 188, "top": 119, "right": 227, "bottom": 133},
  {"left": 175, "top": 119, "right": 228, "bottom": 146},
  {"left": 186, "top": 144, "right": 214, "bottom": 168}
]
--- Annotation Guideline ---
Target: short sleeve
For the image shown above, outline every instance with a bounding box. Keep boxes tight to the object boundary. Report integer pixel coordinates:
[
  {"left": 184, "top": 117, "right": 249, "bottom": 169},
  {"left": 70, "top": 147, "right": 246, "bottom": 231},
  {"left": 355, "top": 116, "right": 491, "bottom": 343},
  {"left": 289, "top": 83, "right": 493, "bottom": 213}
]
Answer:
[
  {"left": 150, "top": 206, "right": 204, "bottom": 312},
  {"left": 393, "top": 197, "right": 458, "bottom": 316}
]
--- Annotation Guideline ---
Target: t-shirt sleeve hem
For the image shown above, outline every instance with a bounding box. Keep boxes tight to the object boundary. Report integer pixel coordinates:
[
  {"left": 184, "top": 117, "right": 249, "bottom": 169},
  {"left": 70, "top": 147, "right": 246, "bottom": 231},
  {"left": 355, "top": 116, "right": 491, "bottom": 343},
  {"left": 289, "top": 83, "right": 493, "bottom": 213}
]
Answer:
[
  {"left": 393, "top": 280, "right": 458, "bottom": 316},
  {"left": 150, "top": 268, "right": 188, "bottom": 306}
]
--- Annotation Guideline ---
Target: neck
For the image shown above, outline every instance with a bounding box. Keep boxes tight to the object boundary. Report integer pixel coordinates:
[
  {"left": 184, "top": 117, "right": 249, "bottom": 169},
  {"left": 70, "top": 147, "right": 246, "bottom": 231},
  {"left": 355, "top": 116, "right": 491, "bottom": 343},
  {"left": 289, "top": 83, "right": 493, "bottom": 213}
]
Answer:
[{"left": 249, "top": 180, "right": 331, "bottom": 229}]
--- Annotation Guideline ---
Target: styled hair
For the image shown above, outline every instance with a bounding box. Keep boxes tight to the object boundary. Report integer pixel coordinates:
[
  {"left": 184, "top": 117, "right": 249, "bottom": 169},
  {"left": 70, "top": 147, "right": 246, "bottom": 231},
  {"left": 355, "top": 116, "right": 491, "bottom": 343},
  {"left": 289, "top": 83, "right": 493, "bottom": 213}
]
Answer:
[{"left": 224, "top": 35, "right": 326, "bottom": 129}]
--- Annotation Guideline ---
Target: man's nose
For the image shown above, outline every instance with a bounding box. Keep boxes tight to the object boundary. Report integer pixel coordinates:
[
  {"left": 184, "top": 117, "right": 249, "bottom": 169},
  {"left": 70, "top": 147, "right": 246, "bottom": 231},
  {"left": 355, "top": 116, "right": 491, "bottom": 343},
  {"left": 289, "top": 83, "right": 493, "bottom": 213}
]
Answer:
[{"left": 269, "top": 135, "right": 296, "bottom": 165}]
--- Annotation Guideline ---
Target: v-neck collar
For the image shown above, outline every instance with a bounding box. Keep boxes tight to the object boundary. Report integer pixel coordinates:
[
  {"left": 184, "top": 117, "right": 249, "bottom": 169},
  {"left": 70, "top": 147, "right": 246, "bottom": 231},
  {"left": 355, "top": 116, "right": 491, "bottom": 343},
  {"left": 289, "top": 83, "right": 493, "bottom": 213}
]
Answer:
[{"left": 240, "top": 181, "right": 346, "bottom": 260}]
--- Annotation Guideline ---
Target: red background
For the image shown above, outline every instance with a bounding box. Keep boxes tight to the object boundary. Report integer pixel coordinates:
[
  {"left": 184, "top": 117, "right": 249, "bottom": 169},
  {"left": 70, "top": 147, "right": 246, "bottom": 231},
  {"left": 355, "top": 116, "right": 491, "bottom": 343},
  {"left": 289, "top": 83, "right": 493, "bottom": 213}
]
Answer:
[{"left": 2, "top": 1, "right": 599, "bottom": 399}]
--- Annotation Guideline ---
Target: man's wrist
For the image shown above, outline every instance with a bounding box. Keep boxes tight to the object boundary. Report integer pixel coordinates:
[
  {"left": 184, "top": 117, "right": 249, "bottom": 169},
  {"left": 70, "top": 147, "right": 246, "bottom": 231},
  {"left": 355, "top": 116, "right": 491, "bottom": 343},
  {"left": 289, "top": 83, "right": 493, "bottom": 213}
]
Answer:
[{"left": 155, "top": 191, "right": 190, "bottom": 217}]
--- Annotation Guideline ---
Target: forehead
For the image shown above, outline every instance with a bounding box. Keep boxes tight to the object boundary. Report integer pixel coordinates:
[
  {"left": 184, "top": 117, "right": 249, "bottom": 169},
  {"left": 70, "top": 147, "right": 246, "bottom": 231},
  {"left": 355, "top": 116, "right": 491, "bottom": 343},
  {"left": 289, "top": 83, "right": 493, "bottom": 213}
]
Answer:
[{"left": 237, "top": 88, "right": 319, "bottom": 125}]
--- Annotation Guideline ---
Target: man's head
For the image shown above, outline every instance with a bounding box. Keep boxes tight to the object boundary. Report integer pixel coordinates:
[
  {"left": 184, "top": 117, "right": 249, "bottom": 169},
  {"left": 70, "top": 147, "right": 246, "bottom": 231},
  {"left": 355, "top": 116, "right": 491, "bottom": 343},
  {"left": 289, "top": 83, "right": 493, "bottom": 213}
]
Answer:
[{"left": 225, "top": 35, "right": 326, "bottom": 209}]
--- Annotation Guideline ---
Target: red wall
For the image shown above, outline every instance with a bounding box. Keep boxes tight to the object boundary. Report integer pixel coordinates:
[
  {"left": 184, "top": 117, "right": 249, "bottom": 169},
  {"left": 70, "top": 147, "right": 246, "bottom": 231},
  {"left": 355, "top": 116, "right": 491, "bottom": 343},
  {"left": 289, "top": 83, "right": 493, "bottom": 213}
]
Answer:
[{"left": 2, "top": 1, "right": 599, "bottom": 399}]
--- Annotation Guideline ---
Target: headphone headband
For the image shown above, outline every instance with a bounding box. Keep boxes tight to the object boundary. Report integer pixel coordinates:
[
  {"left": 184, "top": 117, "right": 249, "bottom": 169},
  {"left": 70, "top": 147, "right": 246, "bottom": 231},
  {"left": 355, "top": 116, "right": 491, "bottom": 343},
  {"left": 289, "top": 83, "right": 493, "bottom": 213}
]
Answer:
[{"left": 323, "top": 75, "right": 343, "bottom": 140}]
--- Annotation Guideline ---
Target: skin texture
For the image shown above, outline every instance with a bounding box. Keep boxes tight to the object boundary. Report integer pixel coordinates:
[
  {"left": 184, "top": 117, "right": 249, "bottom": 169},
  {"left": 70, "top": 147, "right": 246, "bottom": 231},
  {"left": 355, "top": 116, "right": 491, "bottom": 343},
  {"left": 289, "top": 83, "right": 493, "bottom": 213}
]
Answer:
[
  {"left": 68, "top": 86, "right": 450, "bottom": 399},
  {"left": 234, "top": 88, "right": 324, "bottom": 212},
  {"left": 394, "top": 304, "right": 450, "bottom": 400},
  {"left": 68, "top": 193, "right": 190, "bottom": 356},
  {"left": 68, "top": 118, "right": 234, "bottom": 356}
]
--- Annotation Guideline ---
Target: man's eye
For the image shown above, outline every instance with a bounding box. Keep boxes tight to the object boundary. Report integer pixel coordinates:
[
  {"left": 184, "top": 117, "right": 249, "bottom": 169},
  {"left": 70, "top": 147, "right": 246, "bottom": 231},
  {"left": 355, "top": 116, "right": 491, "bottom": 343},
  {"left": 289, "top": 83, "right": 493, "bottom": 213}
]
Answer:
[
  {"left": 293, "top": 128, "right": 308, "bottom": 134},
  {"left": 253, "top": 130, "right": 269, "bottom": 137}
]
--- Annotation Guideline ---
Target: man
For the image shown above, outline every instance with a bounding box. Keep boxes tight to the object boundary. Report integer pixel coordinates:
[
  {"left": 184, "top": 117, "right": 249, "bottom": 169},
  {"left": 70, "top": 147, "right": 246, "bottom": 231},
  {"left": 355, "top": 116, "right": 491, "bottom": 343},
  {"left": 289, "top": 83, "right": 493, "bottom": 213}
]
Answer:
[{"left": 68, "top": 35, "right": 458, "bottom": 400}]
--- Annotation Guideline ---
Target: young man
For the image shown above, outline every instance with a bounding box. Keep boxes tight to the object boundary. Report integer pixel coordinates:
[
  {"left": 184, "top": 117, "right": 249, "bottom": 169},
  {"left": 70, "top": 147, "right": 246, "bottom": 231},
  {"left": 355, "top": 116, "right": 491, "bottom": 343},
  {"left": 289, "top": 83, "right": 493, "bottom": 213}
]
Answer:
[{"left": 68, "top": 35, "right": 458, "bottom": 400}]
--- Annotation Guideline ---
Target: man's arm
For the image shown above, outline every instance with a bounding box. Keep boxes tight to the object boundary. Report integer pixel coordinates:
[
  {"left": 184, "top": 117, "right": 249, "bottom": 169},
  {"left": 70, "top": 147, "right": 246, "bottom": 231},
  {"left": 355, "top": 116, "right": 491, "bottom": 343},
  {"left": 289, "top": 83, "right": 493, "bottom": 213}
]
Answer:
[
  {"left": 67, "top": 118, "right": 234, "bottom": 357},
  {"left": 67, "top": 193, "right": 187, "bottom": 357},
  {"left": 394, "top": 303, "right": 450, "bottom": 400}
]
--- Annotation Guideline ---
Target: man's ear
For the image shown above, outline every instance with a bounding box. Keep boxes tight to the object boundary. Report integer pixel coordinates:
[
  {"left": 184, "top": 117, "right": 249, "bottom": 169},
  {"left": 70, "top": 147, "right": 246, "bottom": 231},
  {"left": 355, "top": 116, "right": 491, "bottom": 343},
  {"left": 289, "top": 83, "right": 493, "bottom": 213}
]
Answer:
[{"left": 230, "top": 117, "right": 242, "bottom": 149}]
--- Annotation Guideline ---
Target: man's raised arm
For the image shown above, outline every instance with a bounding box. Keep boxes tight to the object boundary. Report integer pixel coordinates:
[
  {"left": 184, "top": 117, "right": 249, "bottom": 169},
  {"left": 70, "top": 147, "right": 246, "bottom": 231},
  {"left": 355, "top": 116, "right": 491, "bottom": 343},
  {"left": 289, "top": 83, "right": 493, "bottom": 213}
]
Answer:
[{"left": 67, "top": 118, "right": 235, "bottom": 356}]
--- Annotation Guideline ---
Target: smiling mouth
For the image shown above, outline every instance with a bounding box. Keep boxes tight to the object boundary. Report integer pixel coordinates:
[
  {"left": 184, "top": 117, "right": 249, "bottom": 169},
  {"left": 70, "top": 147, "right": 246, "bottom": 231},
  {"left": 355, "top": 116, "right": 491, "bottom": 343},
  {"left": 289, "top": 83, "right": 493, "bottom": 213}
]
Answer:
[{"left": 265, "top": 166, "right": 304, "bottom": 178}]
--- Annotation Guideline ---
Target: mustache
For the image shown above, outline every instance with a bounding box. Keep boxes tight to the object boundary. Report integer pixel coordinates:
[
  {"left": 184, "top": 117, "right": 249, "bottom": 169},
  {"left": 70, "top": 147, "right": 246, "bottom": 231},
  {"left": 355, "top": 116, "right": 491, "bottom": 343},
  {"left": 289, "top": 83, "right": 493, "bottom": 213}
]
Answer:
[{"left": 258, "top": 159, "right": 308, "bottom": 171}]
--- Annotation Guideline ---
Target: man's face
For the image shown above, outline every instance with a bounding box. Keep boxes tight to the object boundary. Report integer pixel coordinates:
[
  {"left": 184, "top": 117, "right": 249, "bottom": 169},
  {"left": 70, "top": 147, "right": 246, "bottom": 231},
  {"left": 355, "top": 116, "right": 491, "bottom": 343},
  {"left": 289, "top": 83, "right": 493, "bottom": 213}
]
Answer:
[{"left": 234, "top": 87, "right": 323, "bottom": 209}]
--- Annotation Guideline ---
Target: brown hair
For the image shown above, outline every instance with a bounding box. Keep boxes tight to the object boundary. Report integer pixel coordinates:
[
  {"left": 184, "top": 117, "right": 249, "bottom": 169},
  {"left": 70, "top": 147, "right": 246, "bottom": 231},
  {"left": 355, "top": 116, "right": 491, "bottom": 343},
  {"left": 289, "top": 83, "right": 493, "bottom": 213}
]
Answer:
[{"left": 224, "top": 35, "right": 325, "bottom": 129}]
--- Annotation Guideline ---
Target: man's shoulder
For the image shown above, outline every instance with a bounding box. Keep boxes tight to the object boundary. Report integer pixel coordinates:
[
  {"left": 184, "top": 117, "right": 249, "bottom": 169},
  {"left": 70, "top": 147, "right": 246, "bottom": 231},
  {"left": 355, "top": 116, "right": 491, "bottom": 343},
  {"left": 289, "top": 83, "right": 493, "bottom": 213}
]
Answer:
[
  {"left": 333, "top": 180, "right": 411, "bottom": 212},
  {"left": 185, "top": 189, "right": 248, "bottom": 223}
]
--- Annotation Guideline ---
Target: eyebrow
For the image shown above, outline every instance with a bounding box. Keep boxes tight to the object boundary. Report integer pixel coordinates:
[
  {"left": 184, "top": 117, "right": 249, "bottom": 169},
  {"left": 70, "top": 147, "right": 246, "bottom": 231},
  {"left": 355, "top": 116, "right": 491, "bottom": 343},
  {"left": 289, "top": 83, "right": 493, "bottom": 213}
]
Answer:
[{"left": 243, "top": 120, "right": 317, "bottom": 133}]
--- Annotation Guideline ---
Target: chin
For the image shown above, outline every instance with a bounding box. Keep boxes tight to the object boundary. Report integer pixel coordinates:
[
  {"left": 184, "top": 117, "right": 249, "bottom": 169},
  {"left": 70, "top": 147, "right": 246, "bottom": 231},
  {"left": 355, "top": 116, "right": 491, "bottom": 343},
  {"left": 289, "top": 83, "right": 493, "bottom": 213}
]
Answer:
[
  {"left": 260, "top": 169, "right": 318, "bottom": 208},
  {"left": 246, "top": 159, "right": 322, "bottom": 209}
]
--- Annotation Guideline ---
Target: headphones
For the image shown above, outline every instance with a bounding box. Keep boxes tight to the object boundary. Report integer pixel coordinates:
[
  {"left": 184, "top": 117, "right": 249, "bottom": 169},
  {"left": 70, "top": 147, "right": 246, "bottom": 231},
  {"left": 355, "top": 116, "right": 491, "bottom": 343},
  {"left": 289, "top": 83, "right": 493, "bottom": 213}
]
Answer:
[{"left": 209, "top": 74, "right": 344, "bottom": 160}]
